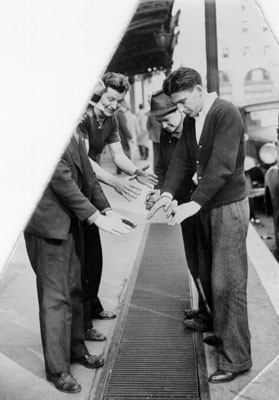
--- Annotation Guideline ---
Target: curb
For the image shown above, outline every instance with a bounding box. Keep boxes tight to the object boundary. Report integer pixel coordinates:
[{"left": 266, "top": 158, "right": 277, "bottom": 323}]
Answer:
[{"left": 247, "top": 223, "right": 279, "bottom": 316}]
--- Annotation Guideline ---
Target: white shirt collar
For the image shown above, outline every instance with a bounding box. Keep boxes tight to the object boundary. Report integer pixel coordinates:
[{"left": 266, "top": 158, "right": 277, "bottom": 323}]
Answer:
[
  {"left": 200, "top": 92, "right": 217, "bottom": 117},
  {"left": 194, "top": 92, "right": 217, "bottom": 145}
]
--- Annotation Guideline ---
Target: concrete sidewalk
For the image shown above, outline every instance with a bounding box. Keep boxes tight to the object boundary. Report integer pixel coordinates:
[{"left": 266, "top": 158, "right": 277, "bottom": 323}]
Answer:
[
  {"left": 1, "top": 151, "right": 279, "bottom": 399},
  {"left": 205, "top": 224, "right": 279, "bottom": 400},
  {"left": 0, "top": 176, "right": 153, "bottom": 400},
  {"left": 0, "top": 147, "right": 155, "bottom": 400}
]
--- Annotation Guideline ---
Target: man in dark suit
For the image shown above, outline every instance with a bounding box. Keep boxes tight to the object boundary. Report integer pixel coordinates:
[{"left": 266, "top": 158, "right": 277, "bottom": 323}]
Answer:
[
  {"left": 148, "top": 67, "right": 252, "bottom": 384},
  {"left": 24, "top": 132, "right": 131, "bottom": 393}
]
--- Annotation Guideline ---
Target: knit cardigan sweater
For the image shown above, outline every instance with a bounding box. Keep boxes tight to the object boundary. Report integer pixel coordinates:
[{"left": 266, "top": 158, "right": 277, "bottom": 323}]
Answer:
[{"left": 161, "top": 98, "right": 247, "bottom": 210}]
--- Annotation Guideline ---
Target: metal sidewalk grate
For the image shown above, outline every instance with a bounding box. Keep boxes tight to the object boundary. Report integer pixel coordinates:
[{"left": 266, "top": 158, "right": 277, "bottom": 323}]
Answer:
[{"left": 104, "top": 224, "right": 208, "bottom": 400}]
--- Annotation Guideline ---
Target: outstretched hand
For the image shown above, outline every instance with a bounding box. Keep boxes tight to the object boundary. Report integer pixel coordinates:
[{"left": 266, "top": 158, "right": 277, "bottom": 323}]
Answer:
[
  {"left": 146, "top": 196, "right": 173, "bottom": 219},
  {"left": 112, "top": 176, "right": 142, "bottom": 201},
  {"left": 145, "top": 189, "right": 160, "bottom": 210},
  {"left": 94, "top": 214, "right": 132, "bottom": 235},
  {"left": 106, "top": 210, "right": 137, "bottom": 228},
  {"left": 166, "top": 201, "right": 201, "bottom": 225},
  {"left": 129, "top": 165, "right": 158, "bottom": 188}
]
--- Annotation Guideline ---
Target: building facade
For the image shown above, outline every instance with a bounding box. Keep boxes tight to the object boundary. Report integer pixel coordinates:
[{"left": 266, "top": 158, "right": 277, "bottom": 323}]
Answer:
[{"left": 172, "top": 0, "right": 279, "bottom": 106}]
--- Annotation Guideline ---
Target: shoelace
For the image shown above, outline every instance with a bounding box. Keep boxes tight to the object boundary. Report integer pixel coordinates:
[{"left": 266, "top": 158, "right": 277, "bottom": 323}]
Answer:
[{"left": 60, "top": 371, "right": 72, "bottom": 380}]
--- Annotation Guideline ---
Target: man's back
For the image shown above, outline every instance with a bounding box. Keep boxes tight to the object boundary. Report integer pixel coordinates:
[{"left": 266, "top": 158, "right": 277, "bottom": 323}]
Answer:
[{"left": 25, "top": 136, "right": 108, "bottom": 240}]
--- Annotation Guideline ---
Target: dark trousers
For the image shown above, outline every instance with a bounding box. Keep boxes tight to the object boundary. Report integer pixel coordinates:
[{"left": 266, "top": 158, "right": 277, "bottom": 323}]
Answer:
[
  {"left": 180, "top": 215, "right": 212, "bottom": 320},
  {"left": 24, "top": 225, "right": 88, "bottom": 375},
  {"left": 152, "top": 142, "right": 160, "bottom": 173},
  {"left": 197, "top": 198, "right": 252, "bottom": 373},
  {"left": 83, "top": 223, "right": 104, "bottom": 330}
]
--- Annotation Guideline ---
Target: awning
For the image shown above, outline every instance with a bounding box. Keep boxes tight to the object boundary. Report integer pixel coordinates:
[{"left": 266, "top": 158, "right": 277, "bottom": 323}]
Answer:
[{"left": 106, "top": 0, "right": 180, "bottom": 77}]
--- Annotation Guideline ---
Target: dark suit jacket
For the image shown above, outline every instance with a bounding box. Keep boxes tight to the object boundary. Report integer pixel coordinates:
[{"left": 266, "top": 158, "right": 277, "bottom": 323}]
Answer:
[
  {"left": 25, "top": 135, "right": 110, "bottom": 240},
  {"left": 155, "top": 129, "right": 192, "bottom": 203}
]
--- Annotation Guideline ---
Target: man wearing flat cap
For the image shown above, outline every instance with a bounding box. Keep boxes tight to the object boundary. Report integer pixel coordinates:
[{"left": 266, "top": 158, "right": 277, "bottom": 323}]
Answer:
[{"left": 145, "top": 90, "right": 212, "bottom": 328}]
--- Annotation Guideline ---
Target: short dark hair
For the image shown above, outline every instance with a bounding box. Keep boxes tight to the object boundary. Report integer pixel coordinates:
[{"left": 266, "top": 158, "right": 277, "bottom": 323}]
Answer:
[
  {"left": 162, "top": 67, "right": 202, "bottom": 96},
  {"left": 102, "top": 72, "right": 129, "bottom": 94}
]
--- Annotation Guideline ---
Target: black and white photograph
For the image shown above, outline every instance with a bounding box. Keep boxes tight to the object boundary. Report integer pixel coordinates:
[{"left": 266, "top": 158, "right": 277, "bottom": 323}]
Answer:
[{"left": 1, "top": 0, "right": 279, "bottom": 399}]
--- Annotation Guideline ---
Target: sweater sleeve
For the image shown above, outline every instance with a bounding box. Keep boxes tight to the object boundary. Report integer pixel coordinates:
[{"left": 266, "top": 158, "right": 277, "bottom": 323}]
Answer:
[
  {"left": 90, "top": 170, "right": 111, "bottom": 212},
  {"left": 192, "top": 104, "right": 243, "bottom": 207},
  {"left": 50, "top": 159, "right": 97, "bottom": 222}
]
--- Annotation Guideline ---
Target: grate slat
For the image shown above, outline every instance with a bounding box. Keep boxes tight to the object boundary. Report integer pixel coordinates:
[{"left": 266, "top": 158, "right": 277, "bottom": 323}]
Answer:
[{"left": 104, "top": 224, "right": 209, "bottom": 400}]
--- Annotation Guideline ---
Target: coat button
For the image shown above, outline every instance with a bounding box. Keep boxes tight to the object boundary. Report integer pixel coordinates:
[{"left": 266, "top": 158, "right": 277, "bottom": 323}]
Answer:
[
  {"left": 198, "top": 176, "right": 201, "bottom": 180},
  {"left": 196, "top": 160, "right": 200, "bottom": 164},
  {"left": 199, "top": 145, "right": 202, "bottom": 148}
]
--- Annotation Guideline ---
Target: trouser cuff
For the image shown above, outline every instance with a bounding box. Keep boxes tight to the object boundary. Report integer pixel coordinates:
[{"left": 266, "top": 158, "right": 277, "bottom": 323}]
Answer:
[{"left": 219, "top": 358, "right": 252, "bottom": 373}]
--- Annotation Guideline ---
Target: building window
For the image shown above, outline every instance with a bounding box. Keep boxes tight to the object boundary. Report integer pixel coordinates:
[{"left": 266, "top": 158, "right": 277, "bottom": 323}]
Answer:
[
  {"left": 244, "top": 68, "right": 273, "bottom": 103},
  {"left": 242, "top": 21, "right": 248, "bottom": 33},
  {"left": 222, "top": 48, "right": 229, "bottom": 58},
  {"left": 245, "top": 68, "right": 271, "bottom": 82},
  {"left": 263, "top": 25, "right": 268, "bottom": 32},
  {"left": 243, "top": 46, "right": 250, "bottom": 56}
]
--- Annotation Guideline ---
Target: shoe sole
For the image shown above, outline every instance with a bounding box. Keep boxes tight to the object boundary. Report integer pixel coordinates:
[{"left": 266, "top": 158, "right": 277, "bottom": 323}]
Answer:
[
  {"left": 85, "top": 336, "right": 107, "bottom": 342},
  {"left": 52, "top": 385, "right": 81, "bottom": 394},
  {"left": 183, "top": 322, "right": 212, "bottom": 332},
  {"left": 203, "top": 339, "right": 222, "bottom": 346},
  {"left": 209, "top": 368, "right": 250, "bottom": 384},
  {"left": 47, "top": 378, "right": 82, "bottom": 393},
  {"left": 208, "top": 375, "right": 237, "bottom": 384},
  {"left": 73, "top": 359, "right": 105, "bottom": 369}
]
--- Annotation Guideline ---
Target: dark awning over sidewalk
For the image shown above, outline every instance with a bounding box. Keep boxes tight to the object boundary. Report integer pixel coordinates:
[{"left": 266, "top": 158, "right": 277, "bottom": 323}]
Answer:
[{"left": 106, "top": 0, "right": 180, "bottom": 76}]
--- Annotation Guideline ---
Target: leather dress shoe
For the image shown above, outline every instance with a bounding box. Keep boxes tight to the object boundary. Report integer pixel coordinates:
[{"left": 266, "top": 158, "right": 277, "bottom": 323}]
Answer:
[
  {"left": 184, "top": 308, "right": 200, "bottom": 319},
  {"left": 183, "top": 317, "right": 213, "bottom": 332},
  {"left": 95, "top": 310, "right": 117, "bottom": 320},
  {"left": 85, "top": 328, "right": 106, "bottom": 341},
  {"left": 46, "top": 371, "right": 81, "bottom": 393},
  {"left": 203, "top": 335, "right": 222, "bottom": 347},
  {"left": 208, "top": 369, "right": 239, "bottom": 384},
  {"left": 72, "top": 354, "right": 105, "bottom": 369}
]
